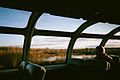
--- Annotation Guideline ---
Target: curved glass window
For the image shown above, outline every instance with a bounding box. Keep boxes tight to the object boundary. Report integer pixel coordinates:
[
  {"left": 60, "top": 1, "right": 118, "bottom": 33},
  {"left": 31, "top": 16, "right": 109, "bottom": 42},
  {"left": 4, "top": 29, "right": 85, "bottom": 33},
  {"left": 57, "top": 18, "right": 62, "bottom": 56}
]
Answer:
[
  {"left": 74, "top": 38, "right": 102, "bottom": 49},
  {"left": 29, "top": 36, "right": 70, "bottom": 65},
  {"left": 35, "top": 13, "right": 86, "bottom": 32},
  {"left": 83, "top": 22, "right": 120, "bottom": 34},
  {"left": 114, "top": 31, "right": 120, "bottom": 36},
  {"left": 105, "top": 39, "right": 120, "bottom": 57},
  {"left": 72, "top": 38, "right": 102, "bottom": 59},
  {"left": 0, "top": 7, "right": 31, "bottom": 28},
  {"left": 0, "top": 34, "right": 24, "bottom": 68},
  {"left": 105, "top": 39, "right": 120, "bottom": 48}
]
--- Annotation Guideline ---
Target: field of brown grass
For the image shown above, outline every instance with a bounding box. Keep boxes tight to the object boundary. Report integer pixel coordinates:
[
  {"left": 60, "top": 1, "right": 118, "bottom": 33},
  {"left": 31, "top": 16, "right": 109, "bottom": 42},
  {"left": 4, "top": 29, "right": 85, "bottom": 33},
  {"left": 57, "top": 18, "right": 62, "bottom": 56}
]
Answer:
[
  {"left": 29, "top": 48, "right": 67, "bottom": 65},
  {"left": 0, "top": 46, "right": 119, "bottom": 68},
  {"left": 0, "top": 47, "right": 68, "bottom": 67},
  {"left": 0, "top": 47, "right": 22, "bottom": 68}
]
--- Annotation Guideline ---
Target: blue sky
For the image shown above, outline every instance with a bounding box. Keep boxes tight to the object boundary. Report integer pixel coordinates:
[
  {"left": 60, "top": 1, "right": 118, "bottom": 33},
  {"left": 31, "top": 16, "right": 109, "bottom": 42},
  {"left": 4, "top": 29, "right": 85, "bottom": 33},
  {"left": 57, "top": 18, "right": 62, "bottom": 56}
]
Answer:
[
  {"left": 0, "top": 7, "right": 120, "bottom": 49},
  {"left": 0, "top": 7, "right": 31, "bottom": 28}
]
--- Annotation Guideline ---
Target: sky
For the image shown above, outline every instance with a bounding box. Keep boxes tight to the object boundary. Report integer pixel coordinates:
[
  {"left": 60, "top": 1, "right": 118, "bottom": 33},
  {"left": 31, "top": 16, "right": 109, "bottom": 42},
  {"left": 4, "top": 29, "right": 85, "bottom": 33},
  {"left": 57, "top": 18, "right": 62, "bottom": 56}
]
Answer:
[{"left": 0, "top": 7, "right": 120, "bottom": 49}]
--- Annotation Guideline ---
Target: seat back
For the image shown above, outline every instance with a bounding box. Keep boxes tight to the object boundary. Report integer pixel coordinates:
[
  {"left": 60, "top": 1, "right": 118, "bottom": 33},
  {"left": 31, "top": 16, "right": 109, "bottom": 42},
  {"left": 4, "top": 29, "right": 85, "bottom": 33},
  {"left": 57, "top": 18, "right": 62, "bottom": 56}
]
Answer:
[
  {"left": 19, "top": 61, "right": 46, "bottom": 80},
  {"left": 20, "top": 61, "right": 28, "bottom": 70}
]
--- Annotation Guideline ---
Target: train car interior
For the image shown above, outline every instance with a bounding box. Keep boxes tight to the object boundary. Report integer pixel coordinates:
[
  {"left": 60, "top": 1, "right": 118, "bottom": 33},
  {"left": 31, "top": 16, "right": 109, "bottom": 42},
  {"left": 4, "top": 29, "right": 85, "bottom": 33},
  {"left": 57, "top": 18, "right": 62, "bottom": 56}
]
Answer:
[{"left": 0, "top": 1, "right": 120, "bottom": 80}]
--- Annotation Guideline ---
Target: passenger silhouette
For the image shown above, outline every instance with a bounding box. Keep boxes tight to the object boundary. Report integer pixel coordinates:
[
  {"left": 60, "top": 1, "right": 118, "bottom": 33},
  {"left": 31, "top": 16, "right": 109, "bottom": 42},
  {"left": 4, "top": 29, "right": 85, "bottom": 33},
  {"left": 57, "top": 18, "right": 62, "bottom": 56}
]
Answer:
[
  {"left": 95, "top": 46, "right": 120, "bottom": 80},
  {"left": 95, "top": 46, "right": 115, "bottom": 64}
]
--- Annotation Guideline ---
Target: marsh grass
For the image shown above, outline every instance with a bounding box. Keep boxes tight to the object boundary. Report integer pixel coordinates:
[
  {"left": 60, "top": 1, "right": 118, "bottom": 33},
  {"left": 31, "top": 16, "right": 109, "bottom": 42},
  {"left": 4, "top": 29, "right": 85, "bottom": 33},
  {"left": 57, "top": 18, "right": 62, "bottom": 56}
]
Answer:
[
  {"left": 0, "top": 47, "right": 119, "bottom": 67},
  {"left": 29, "top": 48, "right": 67, "bottom": 65},
  {"left": 0, "top": 47, "right": 22, "bottom": 68}
]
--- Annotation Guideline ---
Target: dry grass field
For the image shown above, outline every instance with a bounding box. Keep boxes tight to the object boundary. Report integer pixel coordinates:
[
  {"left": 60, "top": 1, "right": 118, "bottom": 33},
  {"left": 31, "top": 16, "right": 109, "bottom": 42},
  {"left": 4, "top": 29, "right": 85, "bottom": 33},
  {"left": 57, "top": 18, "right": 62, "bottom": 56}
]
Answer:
[{"left": 0, "top": 46, "right": 119, "bottom": 68}]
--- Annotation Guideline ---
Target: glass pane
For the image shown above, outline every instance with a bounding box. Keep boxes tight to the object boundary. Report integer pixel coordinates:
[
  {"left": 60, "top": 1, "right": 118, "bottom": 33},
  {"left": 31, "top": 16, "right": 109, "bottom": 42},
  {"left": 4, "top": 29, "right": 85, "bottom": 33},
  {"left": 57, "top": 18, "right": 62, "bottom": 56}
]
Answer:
[
  {"left": 114, "top": 32, "right": 120, "bottom": 36},
  {"left": 83, "top": 22, "right": 120, "bottom": 34},
  {"left": 0, "top": 34, "right": 24, "bottom": 68},
  {"left": 0, "top": 7, "right": 31, "bottom": 28},
  {"left": 105, "top": 39, "right": 120, "bottom": 62},
  {"left": 105, "top": 39, "right": 120, "bottom": 55},
  {"left": 72, "top": 38, "right": 102, "bottom": 59},
  {"left": 29, "top": 36, "right": 70, "bottom": 65},
  {"left": 36, "top": 13, "right": 86, "bottom": 32},
  {"left": 105, "top": 39, "right": 120, "bottom": 48}
]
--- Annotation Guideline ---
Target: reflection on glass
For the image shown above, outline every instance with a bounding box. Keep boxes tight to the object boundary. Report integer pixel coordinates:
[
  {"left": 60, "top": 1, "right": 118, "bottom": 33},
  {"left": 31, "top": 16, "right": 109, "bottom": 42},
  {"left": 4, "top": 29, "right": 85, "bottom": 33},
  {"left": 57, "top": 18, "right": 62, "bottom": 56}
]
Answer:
[{"left": 29, "top": 36, "right": 70, "bottom": 65}]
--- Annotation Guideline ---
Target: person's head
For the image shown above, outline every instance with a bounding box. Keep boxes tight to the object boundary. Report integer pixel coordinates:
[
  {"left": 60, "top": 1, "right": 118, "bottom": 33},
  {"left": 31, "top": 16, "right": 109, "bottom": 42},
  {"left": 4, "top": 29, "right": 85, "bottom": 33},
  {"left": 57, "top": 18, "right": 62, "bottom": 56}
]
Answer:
[{"left": 96, "top": 46, "right": 105, "bottom": 56}]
